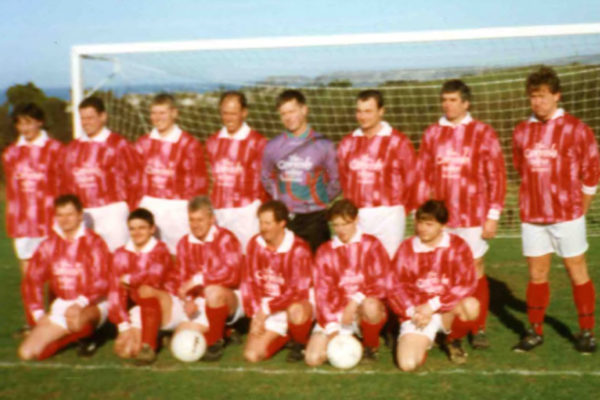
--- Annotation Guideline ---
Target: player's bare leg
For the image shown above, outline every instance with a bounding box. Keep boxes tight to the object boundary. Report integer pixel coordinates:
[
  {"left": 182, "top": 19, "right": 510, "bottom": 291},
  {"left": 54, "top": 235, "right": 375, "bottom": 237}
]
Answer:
[
  {"left": 19, "top": 260, "right": 29, "bottom": 276},
  {"left": 470, "top": 257, "right": 490, "bottom": 349},
  {"left": 358, "top": 297, "right": 387, "bottom": 361},
  {"left": 564, "top": 254, "right": 596, "bottom": 353},
  {"left": 133, "top": 285, "right": 173, "bottom": 363},
  {"left": 18, "top": 318, "right": 68, "bottom": 360},
  {"left": 202, "top": 285, "right": 238, "bottom": 360},
  {"left": 397, "top": 333, "right": 431, "bottom": 372},
  {"left": 286, "top": 300, "right": 313, "bottom": 362},
  {"left": 304, "top": 331, "right": 331, "bottom": 367},
  {"left": 115, "top": 328, "right": 142, "bottom": 359},
  {"left": 442, "top": 296, "right": 480, "bottom": 364},
  {"left": 243, "top": 327, "right": 287, "bottom": 363}
]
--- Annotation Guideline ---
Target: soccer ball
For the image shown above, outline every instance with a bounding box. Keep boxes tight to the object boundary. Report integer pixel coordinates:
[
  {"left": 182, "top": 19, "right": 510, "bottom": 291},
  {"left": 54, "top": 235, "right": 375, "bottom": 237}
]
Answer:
[
  {"left": 327, "top": 334, "right": 363, "bottom": 369},
  {"left": 170, "top": 329, "right": 206, "bottom": 362}
]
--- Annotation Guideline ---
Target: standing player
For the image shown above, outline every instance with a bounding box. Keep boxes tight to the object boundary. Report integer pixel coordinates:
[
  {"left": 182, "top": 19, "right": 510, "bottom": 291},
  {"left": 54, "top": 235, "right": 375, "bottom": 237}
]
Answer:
[
  {"left": 305, "top": 199, "right": 388, "bottom": 366},
  {"left": 135, "top": 93, "right": 208, "bottom": 254},
  {"left": 19, "top": 194, "right": 110, "bottom": 360},
  {"left": 242, "top": 200, "right": 313, "bottom": 363},
  {"left": 62, "top": 97, "right": 140, "bottom": 252},
  {"left": 512, "top": 66, "right": 600, "bottom": 354},
  {"left": 2, "top": 103, "right": 63, "bottom": 274},
  {"left": 416, "top": 80, "right": 506, "bottom": 350},
  {"left": 206, "top": 91, "right": 268, "bottom": 250},
  {"left": 261, "top": 90, "right": 339, "bottom": 252},
  {"left": 388, "top": 200, "right": 479, "bottom": 371},
  {"left": 337, "top": 90, "right": 417, "bottom": 258}
]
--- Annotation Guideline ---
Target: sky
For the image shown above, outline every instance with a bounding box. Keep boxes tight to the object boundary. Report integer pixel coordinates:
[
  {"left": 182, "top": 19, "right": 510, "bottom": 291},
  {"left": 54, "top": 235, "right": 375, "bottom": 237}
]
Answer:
[{"left": 1, "top": 0, "right": 599, "bottom": 91}]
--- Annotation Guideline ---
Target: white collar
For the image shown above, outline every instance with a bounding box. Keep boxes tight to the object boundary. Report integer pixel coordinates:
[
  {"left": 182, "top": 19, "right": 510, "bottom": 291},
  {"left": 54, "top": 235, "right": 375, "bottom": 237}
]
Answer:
[
  {"left": 257, "top": 228, "right": 295, "bottom": 253},
  {"left": 124, "top": 236, "right": 158, "bottom": 254},
  {"left": 188, "top": 224, "right": 217, "bottom": 244},
  {"left": 352, "top": 121, "right": 392, "bottom": 137},
  {"left": 53, "top": 222, "right": 86, "bottom": 241},
  {"left": 16, "top": 130, "right": 49, "bottom": 147},
  {"left": 529, "top": 108, "right": 565, "bottom": 123},
  {"left": 80, "top": 127, "right": 111, "bottom": 143},
  {"left": 412, "top": 231, "right": 450, "bottom": 253},
  {"left": 149, "top": 124, "right": 182, "bottom": 143},
  {"left": 331, "top": 228, "right": 363, "bottom": 249},
  {"left": 439, "top": 113, "right": 473, "bottom": 127},
  {"left": 218, "top": 122, "right": 251, "bottom": 140}
]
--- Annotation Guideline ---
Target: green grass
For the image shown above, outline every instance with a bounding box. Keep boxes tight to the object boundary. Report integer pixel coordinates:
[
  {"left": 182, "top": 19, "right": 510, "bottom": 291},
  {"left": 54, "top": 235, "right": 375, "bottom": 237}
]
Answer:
[{"left": 0, "top": 212, "right": 599, "bottom": 399}]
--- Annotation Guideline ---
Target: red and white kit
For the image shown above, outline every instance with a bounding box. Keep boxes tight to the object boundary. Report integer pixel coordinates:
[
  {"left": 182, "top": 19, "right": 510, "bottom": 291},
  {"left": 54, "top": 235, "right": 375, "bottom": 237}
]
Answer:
[
  {"left": 62, "top": 128, "right": 140, "bottom": 251},
  {"left": 313, "top": 230, "right": 388, "bottom": 334},
  {"left": 205, "top": 123, "right": 268, "bottom": 249}
]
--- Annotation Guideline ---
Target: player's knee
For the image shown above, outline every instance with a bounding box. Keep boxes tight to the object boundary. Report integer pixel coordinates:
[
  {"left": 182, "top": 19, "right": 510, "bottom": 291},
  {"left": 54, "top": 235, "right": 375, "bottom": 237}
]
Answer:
[
  {"left": 360, "top": 298, "right": 385, "bottom": 323},
  {"left": 288, "top": 302, "right": 310, "bottom": 325},
  {"left": 304, "top": 349, "right": 326, "bottom": 367},
  {"left": 243, "top": 347, "right": 263, "bottom": 363},
  {"left": 18, "top": 343, "right": 36, "bottom": 361},
  {"left": 398, "top": 354, "right": 420, "bottom": 372},
  {"left": 460, "top": 297, "right": 480, "bottom": 321},
  {"left": 204, "top": 285, "right": 227, "bottom": 307},
  {"left": 137, "top": 284, "right": 155, "bottom": 299}
]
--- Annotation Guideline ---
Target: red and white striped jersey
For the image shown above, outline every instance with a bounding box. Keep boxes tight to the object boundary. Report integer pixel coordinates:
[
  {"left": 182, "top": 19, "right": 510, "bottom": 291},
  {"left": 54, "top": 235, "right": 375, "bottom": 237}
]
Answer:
[
  {"left": 313, "top": 230, "right": 389, "bottom": 327},
  {"left": 512, "top": 109, "right": 600, "bottom": 224},
  {"left": 164, "top": 225, "right": 243, "bottom": 295},
  {"left": 134, "top": 126, "right": 208, "bottom": 202},
  {"left": 337, "top": 122, "right": 417, "bottom": 210},
  {"left": 22, "top": 224, "right": 110, "bottom": 321},
  {"left": 242, "top": 229, "right": 312, "bottom": 317},
  {"left": 205, "top": 124, "right": 269, "bottom": 208},
  {"left": 2, "top": 131, "right": 63, "bottom": 238},
  {"left": 388, "top": 232, "right": 476, "bottom": 320},
  {"left": 416, "top": 115, "right": 507, "bottom": 227},
  {"left": 61, "top": 128, "right": 140, "bottom": 209},
  {"left": 108, "top": 238, "right": 173, "bottom": 326}
]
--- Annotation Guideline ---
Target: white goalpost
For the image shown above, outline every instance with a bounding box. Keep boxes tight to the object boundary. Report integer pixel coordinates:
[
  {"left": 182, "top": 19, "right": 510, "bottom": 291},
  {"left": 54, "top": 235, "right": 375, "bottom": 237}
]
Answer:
[{"left": 70, "top": 23, "right": 600, "bottom": 237}]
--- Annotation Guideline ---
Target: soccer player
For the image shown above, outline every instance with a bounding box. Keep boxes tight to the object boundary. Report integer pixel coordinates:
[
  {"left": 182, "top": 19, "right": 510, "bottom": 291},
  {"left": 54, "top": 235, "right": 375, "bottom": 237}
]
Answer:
[
  {"left": 337, "top": 90, "right": 417, "bottom": 258},
  {"left": 388, "top": 200, "right": 479, "bottom": 371},
  {"left": 242, "top": 200, "right": 313, "bottom": 363},
  {"left": 135, "top": 93, "right": 208, "bottom": 254},
  {"left": 108, "top": 208, "right": 174, "bottom": 364},
  {"left": 512, "top": 66, "right": 600, "bottom": 354},
  {"left": 62, "top": 96, "right": 140, "bottom": 252},
  {"left": 305, "top": 199, "right": 388, "bottom": 366},
  {"left": 416, "top": 80, "right": 506, "bottom": 350},
  {"left": 261, "top": 90, "right": 340, "bottom": 252},
  {"left": 2, "top": 103, "right": 63, "bottom": 274},
  {"left": 206, "top": 91, "right": 268, "bottom": 250},
  {"left": 19, "top": 194, "right": 110, "bottom": 361}
]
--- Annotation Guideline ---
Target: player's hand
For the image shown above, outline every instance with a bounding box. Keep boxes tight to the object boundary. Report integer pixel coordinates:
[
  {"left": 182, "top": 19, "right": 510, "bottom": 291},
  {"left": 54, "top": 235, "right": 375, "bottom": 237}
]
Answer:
[
  {"left": 481, "top": 219, "right": 498, "bottom": 239},
  {"left": 115, "top": 328, "right": 140, "bottom": 358},
  {"left": 341, "top": 300, "right": 359, "bottom": 326},
  {"left": 412, "top": 303, "right": 433, "bottom": 329},
  {"left": 250, "top": 310, "right": 267, "bottom": 335},
  {"left": 65, "top": 304, "right": 84, "bottom": 332},
  {"left": 183, "top": 299, "right": 199, "bottom": 318}
]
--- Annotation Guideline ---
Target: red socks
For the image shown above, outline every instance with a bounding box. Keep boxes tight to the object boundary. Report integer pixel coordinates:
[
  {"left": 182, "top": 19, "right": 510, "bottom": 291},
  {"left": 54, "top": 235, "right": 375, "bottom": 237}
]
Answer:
[
  {"left": 137, "top": 297, "right": 162, "bottom": 350},
  {"left": 264, "top": 335, "right": 290, "bottom": 359},
  {"left": 37, "top": 323, "right": 94, "bottom": 360},
  {"left": 360, "top": 315, "right": 387, "bottom": 348},
  {"left": 204, "top": 304, "right": 229, "bottom": 347},
  {"left": 288, "top": 319, "right": 312, "bottom": 345},
  {"left": 471, "top": 276, "right": 489, "bottom": 334},
  {"left": 446, "top": 316, "right": 473, "bottom": 342},
  {"left": 526, "top": 282, "right": 550, "bottom": 335},
  {"left": 573, "top": 280, "right": 595, "bottom": 331}
]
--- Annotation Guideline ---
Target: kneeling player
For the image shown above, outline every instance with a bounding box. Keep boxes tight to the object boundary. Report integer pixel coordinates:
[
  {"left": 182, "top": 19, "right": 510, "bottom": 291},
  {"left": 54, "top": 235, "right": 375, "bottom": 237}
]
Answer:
[
  {"left": 388, "top": 200, "right": 479, "bottom": 371},
  {"left": 305, "top": 199, "right": 388, "bottom": 366},
  {"left": 19, "top": 194, "right": 110, "bottom": 360},
  {"left": 108, "top": 208, "right": 174, "bottom": 364},
  {"left": 242, "top": 200, "right": 313, "bottom": 363}
]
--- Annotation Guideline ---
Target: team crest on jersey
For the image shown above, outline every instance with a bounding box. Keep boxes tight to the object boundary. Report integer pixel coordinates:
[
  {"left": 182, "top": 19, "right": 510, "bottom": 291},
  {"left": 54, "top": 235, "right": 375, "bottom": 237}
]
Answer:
[
  {"left": 255, "top": 266, "right": 285, "bottom": 297},
  {"left": 349, "top": 155, "right": 384, "bottom": 184},
  {"left": 277, "top": 155, "right": 313, "bottom": 183},
  {"left": 73, "top": 165, "right": 103, "bottom": 188},
  {"left": 213, "top": 160, "right": 244, "bottom": 187},
  {"left": 524, "top": 143, "right": 558, "bottom": 172},
  {"left": 145, "top": 159, "right": 175, "bottom": 189},
  {"left": 436, "top": 149, "right": 471, "bottom": 179},
  {"left": 415, "top": 271, "right": 450, "bottom": 295},
  {"left": 15, "top": 164, "right": 44, "bottom": 193},
  {"left": 53, "top": 259, "right": 82, "bottom": 291},
  {"left": 339, "top": 271, "right": 364, "bottom": 295}
]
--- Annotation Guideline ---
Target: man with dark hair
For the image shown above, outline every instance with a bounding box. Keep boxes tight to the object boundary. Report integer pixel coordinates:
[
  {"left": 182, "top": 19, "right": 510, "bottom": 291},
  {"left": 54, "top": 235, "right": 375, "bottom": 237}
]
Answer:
[
  {"left": 19, "top": 194, "right": 111, "bottom": 360},
  {"left": 512, "top": 66, "right": 600, "bottom": 354},
  {"left": 416, "top": 79, "right": 506, "bottom": 351},
  {"left": 61, "top": 96, "right": 140, "bottom": 252},
  {"left": 305, "top": 199, "right": 388, "bottom": 366},
  {"left": 3, "top": 103, "right": 63, "bottom": 275},
  {"left": 135, "top": 93, "right": 208, "bottom": 254},
  {"left": 337, "top": 89, "right": 417, "bottom": 258},
  {"left": 261, "top": 90, "right": 340, "bottom": 253},
  {"left": 206, "top": 91, "right": 268, "bottom": 251},
  {"left": 242, "top": 200, "right": 313, "bottom": 363},
  {"left": 389, "top": 200, "right": 479, "bottom": 371}
]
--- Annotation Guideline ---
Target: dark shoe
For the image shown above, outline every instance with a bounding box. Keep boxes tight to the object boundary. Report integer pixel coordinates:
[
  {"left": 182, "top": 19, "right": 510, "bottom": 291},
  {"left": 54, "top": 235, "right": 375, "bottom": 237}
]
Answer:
[
  {"left": 445, "top": 340, "right": 468, "bottom": 364},
  {"left": 225, "top": 329, "right": 243, "bottom": 346},
  {"left": 285, "top": 341, "right": 305, "bottom": 363},
  {"left": 135, "top": 343, "right": 157, "bottom": 365},
  {"left": 575, "top": 330, "right": 597, "bottom": 355},
  {"left": 77, "top": 338, "right": 98, "bottom": 358},
  {"left": 512, "top": 329, "right": 544, "bottom": 352},
  {"left": 202, "top": 339, "right": 225, "bottom": 362},
  {"left": 360, "top": 346, "right": 379, "bottom": 364},
  {"left": 471, "top": 330, "right": 490, "bottom": 349}
]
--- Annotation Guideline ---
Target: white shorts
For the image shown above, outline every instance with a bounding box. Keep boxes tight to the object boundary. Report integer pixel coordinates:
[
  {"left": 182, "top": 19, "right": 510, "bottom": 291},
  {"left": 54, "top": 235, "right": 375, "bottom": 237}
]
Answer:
[
  {"left": 399, "top": 314, "right": 447, "bottom": 347},
  {"left": 358, "top": 205, "right": 405, "bottom": 258},
  {"left": 447, "top": 226, "right": 489, "bottom": 259},
  {"left": 312, "top": 318, "right": 359, "bottom": 336},
  {"left": 13, "top": 237, "right": 45, "bottom": 260},
  {"left": 84, "top": 201, "right": 130, "bottom": 252},
  {"left": 263, "top": 289, "right": 316, "bottom": 336},
  {"left": 521, "top": 216, "right": 588, "bottom": 258},
  {"left": 48, "top": 298, "right": 108, "bottom": 330},
  {"left": 139, "top": 196, "right": 189, "bottom": 254},
  {"left": 214, "top": 199, "right": 261, "bottom": 253}
]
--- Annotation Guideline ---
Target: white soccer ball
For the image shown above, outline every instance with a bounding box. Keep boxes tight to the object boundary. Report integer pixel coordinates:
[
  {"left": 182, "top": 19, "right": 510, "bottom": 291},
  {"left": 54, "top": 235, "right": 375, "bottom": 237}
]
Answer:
[
  {"left": 170, "top": 329, "right": 206, "bottom": 362},
  {"left": 327, "top": 334, "right": 363, "bottom": 369}
]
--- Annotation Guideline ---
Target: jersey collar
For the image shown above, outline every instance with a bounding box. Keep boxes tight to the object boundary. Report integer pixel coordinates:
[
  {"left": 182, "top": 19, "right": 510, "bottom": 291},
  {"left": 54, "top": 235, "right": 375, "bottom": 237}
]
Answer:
[
  {"left": 218, "top": 122, "right": 251, "bottom": 140},
  {"left": 188, "top": 224, "right": 217, "bottom": 244},
  {"left": 53, "top": 222, "right": 86, "bottom": 241},
  {"left": 257, "top": 228, "right": 295, "bottom": 253},
  {"left": 438, "top": 113, "right": 473, "bottom": 127},
  {"left": 80, "top": 127, "right": 111, "bottom": 143},
  {"left": 331, "top": 228, "right": 363, "bottom": 249},
  {"left": 412, "top": 231, "right": 450, "bottom": 253},
  {"left": 150, "top": 124, "right": 182, "bottom": 143},
  {"left": 352, "top": 121, "right": 392, "bottom": 137},
  {"left": 125, "top": 236, "right": 158, "bottom": 254},
  {"left": 16, "top": 130, "right": 49, "bottom": 147},
  {"left": 529, "top": 108, "right": 565, "bottom": 123}
]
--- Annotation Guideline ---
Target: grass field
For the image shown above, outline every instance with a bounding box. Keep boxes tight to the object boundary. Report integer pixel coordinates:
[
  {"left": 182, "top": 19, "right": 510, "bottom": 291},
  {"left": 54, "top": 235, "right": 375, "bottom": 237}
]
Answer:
[{"left": 0, "top": 209, "right": 599, "bottom": 399}]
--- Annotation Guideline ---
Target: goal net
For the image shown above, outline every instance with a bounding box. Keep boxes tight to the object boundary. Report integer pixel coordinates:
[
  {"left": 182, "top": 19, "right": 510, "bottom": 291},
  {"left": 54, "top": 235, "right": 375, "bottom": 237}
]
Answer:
[{"left": 71, "top": 24, "right": 600, "bottom": 237}]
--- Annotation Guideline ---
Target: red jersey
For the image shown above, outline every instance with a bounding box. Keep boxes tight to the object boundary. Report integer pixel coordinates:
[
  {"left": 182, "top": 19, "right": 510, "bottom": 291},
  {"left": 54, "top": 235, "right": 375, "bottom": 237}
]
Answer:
[
  {"left": 313, "top": 231, "right": 389, "bottom": 327},
  {"left": 61, "top": 128, "right": 140, "bottom": 209},
  {"left": 417, "top": 114, "right": 506, "bottom": 227},
  {"left": 205, "top": 124, "right": 269, "bottom": 208},
  {"left": 2, "top": 132, "right": 63, "bottom": 238},
  {"left": 108, "top": 238, "right": 173, "bottom": 327},
  {"left": 22, "top": 225, "right": 110, "bottom": 322},
  {"left": 134, "top": 126, "right": 208, "bottom": 202},
  {"left": 512, "top": 109, "right": 600, "bottom": 224},
  {"left": 242, "top": 229, "right": 312, "bottom": 317},
  {"left": 164, "top": 225, "right": 243, "bottom": 295},
  {"left": 337, "top": 122, "right": 417, "bottom": 210},
  {"left": 388, "top": 232, "right": 476, "bottom": 320}
]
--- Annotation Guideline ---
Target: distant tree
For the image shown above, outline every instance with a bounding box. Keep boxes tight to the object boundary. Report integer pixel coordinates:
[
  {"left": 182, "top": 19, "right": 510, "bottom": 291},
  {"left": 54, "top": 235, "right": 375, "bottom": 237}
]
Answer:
[{"left": 327, "top": 79, "right": 353, "bottom": 88}]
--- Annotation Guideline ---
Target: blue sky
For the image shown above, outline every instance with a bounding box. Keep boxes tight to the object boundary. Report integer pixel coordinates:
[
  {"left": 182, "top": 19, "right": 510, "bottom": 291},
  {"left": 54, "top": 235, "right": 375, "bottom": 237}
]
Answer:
[{"left": 1, "top": 0, "right": 598, "bottom": 90}]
